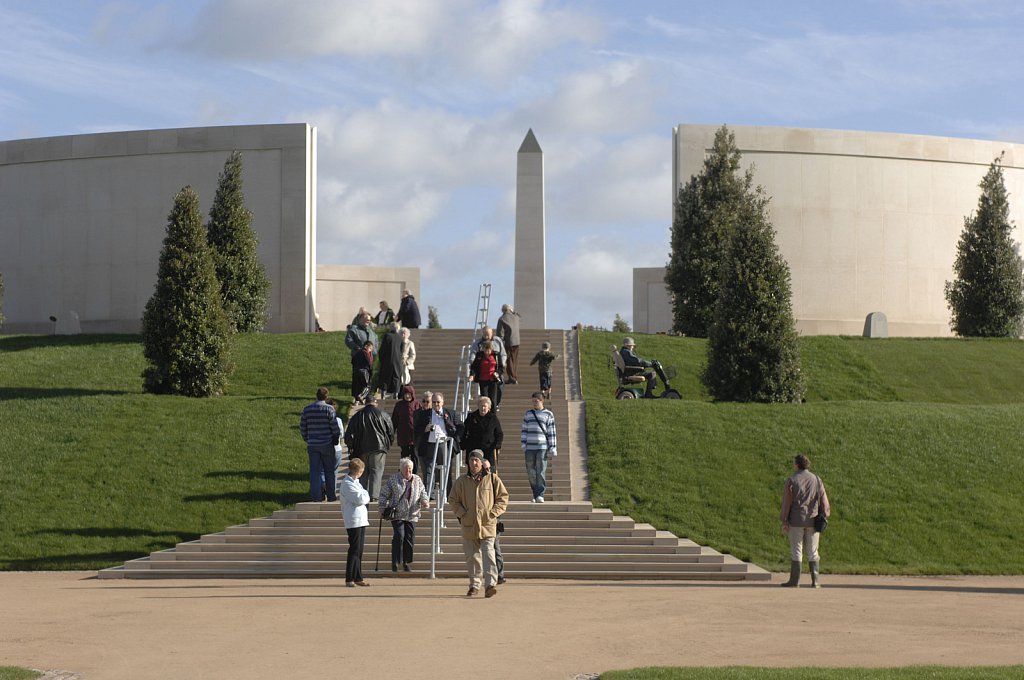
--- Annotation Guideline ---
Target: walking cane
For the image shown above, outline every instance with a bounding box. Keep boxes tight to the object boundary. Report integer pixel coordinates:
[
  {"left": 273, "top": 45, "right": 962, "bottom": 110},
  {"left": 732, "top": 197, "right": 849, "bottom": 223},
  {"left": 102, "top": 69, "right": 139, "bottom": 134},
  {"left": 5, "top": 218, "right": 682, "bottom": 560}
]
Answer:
[{"left": 374, "top": 508, "right": 386, "bottom": 572}]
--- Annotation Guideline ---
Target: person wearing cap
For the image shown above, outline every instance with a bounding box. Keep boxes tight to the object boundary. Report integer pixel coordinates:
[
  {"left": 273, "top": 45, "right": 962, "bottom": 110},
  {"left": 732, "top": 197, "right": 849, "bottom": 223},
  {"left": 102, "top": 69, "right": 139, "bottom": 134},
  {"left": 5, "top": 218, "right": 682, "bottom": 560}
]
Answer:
[
  {"left": 449, "top": 449, "right": 508, "bottom": 598},
  {"left": 620, "top": 337, "right": 656, "bottom": 398},
  {"left": 529, "top": 341, "right": 559, "bottom": 401},
  {"left": 520, "top": 392, "right": 557, "bottom": 503}
]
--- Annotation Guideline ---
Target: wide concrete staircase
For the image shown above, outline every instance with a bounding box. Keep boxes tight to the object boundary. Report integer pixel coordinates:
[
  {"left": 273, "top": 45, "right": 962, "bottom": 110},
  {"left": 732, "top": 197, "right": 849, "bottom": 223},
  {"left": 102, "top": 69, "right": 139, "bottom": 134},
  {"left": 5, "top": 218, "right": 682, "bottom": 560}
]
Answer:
[{"left": 99, "top": 327, "right": 769, "bottom": 580}]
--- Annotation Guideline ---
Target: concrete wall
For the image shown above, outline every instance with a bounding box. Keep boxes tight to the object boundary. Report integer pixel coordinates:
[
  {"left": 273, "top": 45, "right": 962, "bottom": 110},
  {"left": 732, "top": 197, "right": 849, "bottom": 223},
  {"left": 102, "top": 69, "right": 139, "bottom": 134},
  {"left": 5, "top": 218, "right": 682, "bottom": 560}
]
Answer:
[
  {"left": 666, "top": 125, "right": 1024, "bottom": 336},
  {"left": 632, "top": 267, "right": 673, "bottom": 334},
  {"left": 315, "top": 265, "right": 420, "bottom": 332},
  {"left": 0, "top": 124, "right": 316, "bottom": 334}
]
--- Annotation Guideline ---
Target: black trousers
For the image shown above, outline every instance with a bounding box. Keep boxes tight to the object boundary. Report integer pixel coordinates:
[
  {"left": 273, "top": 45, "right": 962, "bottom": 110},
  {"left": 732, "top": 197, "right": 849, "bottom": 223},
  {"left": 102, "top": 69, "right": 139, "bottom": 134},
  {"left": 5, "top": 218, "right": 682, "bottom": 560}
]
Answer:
[
  {"left": 391, "top": 520, "right": 416, "bottom": 566},
  {"left": 346, "top": 526, "right": 365, "bottom": 583}
]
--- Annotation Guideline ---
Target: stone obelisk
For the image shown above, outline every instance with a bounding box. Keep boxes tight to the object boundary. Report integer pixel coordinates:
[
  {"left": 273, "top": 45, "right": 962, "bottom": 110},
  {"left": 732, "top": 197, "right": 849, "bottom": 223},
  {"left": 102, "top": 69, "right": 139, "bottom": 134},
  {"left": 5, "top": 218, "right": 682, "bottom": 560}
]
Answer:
[{"left": 514, "top": 129, "right": 546, "bottom": 329}]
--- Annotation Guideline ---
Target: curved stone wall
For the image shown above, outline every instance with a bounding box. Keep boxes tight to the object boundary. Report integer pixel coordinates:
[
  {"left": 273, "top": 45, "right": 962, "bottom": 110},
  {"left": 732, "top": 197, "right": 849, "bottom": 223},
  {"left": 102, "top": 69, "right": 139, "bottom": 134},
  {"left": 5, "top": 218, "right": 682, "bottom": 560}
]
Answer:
[
  {"left": 670, "top": 125, "right": 1024, "bottom": 336},
  {"left": 0, "top": 124, "right": 316, "bottom": 334}
]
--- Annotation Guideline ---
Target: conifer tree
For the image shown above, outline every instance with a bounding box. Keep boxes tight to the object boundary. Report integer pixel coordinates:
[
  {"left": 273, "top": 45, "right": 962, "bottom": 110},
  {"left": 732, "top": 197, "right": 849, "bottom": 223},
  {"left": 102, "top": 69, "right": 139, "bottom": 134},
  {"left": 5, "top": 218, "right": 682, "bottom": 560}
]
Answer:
[
  {"left": 427, "top": 306, "right": 442, "bottom": 329},
  {"left": 665, "top": 125, "right": 754, "bottom": 337},
  {"left": 944, "top": 155, "right": 1024, "bottom": 337},
  {"left": 142, "top": 186, "right": 233, "bottom": 397},
  {"left": 207, "top": 151, "right": 270, "bottom": 332},
  {"left": 702, "top": 188, "right": 805, "bottom": 403},
  {"left": 612, "top": 314, "right": 631, "bottom": 333}
]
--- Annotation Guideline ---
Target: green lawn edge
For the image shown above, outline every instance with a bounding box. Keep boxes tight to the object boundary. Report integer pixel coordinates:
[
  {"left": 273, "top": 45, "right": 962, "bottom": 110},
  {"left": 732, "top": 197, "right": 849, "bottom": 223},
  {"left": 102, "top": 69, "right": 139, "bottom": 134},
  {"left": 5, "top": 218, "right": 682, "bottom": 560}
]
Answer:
[{"left": 600, "top": 666, "right": 1024, "bottom": 680}]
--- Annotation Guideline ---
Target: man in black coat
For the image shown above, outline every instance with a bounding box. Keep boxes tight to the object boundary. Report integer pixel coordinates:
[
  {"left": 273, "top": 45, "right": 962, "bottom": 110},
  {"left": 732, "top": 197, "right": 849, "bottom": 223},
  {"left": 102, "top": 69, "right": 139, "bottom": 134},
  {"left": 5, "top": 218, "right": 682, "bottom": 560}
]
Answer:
[
  {"left": 461, "top": 396, "right": 503, "bottom": 471},
  {"left": 376, "top": 322, "right": 404, "bottom": 398},
  {"left": 397, "top": 289, "right": 422, "bottom": 329},
  {"left": 414, "top": 391, "right": 460, "bottom": 493},
  {"left": 344, "top": 396, "right": 395, "bottom": 501}
]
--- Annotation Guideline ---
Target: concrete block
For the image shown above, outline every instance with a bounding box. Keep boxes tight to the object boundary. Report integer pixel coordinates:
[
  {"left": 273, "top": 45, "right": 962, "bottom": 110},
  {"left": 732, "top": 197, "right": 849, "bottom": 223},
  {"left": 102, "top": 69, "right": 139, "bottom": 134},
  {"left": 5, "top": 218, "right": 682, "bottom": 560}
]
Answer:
[{"left": 864, "top": 311, "right": 888, "bottom": 337}]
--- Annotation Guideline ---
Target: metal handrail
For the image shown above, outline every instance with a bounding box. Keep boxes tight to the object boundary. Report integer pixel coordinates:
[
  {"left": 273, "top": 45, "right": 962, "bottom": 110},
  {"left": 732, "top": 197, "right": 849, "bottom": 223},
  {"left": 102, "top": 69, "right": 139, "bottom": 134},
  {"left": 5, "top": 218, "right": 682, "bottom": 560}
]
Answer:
[{"left": 429, "top": 436, "right": 455, "bottom": 579}]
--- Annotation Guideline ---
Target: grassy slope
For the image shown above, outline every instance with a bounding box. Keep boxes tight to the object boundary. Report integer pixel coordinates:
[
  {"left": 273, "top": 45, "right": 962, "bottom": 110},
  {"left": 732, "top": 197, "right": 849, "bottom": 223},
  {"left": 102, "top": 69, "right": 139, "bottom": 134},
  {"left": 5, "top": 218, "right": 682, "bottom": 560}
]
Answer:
[
  {"left": 582, "top": 331, "right": 1024, "bottom": 573},
  {"left": 3, "top": 331, "right": 1024, "bottom": 573},
  {"left": 0, "top": 332, "right": 350, "bottom": 570}
]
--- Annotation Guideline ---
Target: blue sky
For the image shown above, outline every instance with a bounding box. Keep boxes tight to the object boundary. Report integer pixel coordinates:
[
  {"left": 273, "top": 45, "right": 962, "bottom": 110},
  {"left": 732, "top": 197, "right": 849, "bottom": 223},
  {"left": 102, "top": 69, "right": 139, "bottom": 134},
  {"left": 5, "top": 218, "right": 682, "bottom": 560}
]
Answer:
[{"left": 4, "top": 0, "right": 1024, "bottom": 329}]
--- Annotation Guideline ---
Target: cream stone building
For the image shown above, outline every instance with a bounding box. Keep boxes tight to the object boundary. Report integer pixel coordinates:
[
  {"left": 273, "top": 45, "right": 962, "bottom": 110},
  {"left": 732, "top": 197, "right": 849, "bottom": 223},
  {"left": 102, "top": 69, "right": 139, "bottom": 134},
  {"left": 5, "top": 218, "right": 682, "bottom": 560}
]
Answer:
[
  {"left": 0, "top": 124, "right": 416, "bottom": 334},
  {"left": 636, "top": 125, "right": 1024, "bottom": 337}
]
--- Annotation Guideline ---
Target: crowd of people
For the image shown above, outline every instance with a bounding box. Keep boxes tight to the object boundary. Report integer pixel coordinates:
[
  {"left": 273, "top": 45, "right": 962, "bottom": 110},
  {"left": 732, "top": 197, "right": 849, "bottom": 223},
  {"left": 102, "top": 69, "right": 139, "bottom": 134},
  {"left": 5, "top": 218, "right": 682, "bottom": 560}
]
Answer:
[
  {"left": 300, "top": 315, "right": 832, "bottom": 593},
  {"left": 298, "top": 300, "right": 564, "bottom": 596}
]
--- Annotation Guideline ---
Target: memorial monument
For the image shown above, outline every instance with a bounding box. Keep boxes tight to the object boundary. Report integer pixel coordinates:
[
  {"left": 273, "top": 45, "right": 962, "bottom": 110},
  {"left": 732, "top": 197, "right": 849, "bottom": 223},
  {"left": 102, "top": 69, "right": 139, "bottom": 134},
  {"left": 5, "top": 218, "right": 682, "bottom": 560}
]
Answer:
[{"left": 514, "top": 128, "right": 546, "bottom": 329}]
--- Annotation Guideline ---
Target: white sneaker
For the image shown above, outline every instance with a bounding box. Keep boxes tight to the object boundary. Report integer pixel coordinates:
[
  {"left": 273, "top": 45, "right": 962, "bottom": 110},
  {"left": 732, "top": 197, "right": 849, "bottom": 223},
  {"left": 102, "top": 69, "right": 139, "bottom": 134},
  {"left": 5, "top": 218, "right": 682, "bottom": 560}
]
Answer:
[
  {"left": 531, "top": 497, "right": 537, "bottom": 503},
  {"left": 536, "top": 496, "right": 544, "bottom": 503}
]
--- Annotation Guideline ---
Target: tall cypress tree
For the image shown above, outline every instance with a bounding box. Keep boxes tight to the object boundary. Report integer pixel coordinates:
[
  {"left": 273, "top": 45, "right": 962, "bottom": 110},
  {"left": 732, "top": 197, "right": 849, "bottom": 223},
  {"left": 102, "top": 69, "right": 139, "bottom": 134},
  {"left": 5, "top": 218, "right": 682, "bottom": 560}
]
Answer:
[
  {"left": 944, "top": 154, "right": 1024, "bottom": 337},
  {"left": 207, "top": 151, "right": 270, "bottom": 333},
  {"left": 702, "top": 188, "right": 805, "bottom": 403},
  {"left": 665, "top": 125, "right": 754, "bottom": 337},
  {"left": 142, "top": 186, "right": 233, "bottom": 397}
]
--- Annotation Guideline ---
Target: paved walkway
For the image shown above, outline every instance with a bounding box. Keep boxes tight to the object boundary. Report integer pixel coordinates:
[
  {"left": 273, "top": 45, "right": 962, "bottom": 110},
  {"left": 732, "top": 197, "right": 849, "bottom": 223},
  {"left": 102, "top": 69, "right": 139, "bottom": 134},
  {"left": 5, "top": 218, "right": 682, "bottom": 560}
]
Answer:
[{"left": 3, "top": 572, "right": 1024, "bottom": 679}]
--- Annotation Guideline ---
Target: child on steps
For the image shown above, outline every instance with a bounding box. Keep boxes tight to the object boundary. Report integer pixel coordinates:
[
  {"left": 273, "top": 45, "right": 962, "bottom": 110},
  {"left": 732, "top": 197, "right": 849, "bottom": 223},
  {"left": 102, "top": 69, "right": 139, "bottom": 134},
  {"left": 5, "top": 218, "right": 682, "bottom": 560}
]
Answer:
[{"left": 529, "top": 341, "right": 560, "bottom": 401}]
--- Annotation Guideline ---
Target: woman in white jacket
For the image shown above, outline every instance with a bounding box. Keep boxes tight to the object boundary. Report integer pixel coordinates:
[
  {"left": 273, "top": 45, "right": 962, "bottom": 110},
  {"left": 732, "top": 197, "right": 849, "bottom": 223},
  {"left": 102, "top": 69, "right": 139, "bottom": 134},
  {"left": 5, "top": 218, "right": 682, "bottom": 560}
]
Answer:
[
  {"left": 400, "top": 327, "right": 416, "bottom": 387},
  {"left": 340, "top": 457, "right": 370, "bottom": 586}
]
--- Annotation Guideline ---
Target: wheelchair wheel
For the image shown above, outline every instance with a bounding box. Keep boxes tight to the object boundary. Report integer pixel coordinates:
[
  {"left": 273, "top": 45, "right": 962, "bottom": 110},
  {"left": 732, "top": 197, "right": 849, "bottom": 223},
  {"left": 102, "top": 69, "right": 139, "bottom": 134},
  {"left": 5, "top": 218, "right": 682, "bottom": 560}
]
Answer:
[
  {"left": 615, "top": 389, "right": 637, "bottom": 400},
  {"left": 661, "top": 389, "right": 682, "bottom": 400}
]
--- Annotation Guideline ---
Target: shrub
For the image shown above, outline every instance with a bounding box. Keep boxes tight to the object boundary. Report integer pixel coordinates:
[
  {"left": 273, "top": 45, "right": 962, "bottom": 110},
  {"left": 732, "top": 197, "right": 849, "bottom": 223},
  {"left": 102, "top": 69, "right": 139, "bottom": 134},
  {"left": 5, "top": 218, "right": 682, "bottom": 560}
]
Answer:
[
  {"left": 141, "top": 186, "right": 233, "bottom": 396},
  {"left": 665, "top": 125, "right": 754, "bottom": 337},
  {"left": 702, "top": 187, "right": 804, "bottom": 403},
  {"left": 207, "top": 151, "right": 270, "bottom": 333},
  {"left": 945, "top": 154, "right": 1024, "bottom": 337}
]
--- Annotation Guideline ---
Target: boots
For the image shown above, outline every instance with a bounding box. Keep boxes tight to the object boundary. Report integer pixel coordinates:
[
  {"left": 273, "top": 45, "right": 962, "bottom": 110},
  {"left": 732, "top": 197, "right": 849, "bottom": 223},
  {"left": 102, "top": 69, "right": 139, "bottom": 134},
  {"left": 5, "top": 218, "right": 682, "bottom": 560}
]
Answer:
[
  {"left": 780, "top": 560, "right": 801, "bottom": 587},
  {"left": 809, "top": 561, "right": 821, "bottom": 588}
]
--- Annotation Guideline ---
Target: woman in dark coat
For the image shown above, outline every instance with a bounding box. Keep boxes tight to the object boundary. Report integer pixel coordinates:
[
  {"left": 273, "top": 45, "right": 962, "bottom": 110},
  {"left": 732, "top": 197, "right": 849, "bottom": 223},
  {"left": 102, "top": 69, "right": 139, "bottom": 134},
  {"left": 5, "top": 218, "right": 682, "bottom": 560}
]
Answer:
[
  {"left": 391, "top": 385, "right": 422, "bottom": 468},
  {"left": 461, "top": 396, "right": 503, "bottom": 471},
  {"left": 377, "top": 322, "right": 404, "bottom": 398}
]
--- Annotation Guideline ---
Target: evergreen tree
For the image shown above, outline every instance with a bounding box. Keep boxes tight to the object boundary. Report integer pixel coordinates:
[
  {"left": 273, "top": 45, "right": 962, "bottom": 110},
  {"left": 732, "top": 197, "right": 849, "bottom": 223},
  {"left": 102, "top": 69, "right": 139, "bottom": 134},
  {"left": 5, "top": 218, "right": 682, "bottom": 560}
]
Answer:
[
  {"left": 944, "top": 155, "right": 1024, "bottom": 337},
  {"left": 427, "top": 306, "right": 442, "bottom": 329},
  {"left": 142, "top": 186, "right": 233, "bottom": 397},
  {"left": 207, "top": 151, "right": 270, "bottom": 333},
  {"left": 702, "top": 188, "right": 805, "bottom": 403},
  {"left": 665, "top": 125, "right": 754, "bottom": 337},
  {"left": 611, "top": 313, "right": 631, "bottom": 333}
]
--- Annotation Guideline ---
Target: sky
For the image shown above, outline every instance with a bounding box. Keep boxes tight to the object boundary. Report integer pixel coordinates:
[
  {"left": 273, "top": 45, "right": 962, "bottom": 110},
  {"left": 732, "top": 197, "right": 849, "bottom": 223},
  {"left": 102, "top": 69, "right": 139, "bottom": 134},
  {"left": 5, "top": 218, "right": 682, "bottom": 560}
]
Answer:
[{"left": 4, "top": 0, "right": 1024, "bottom": 330}]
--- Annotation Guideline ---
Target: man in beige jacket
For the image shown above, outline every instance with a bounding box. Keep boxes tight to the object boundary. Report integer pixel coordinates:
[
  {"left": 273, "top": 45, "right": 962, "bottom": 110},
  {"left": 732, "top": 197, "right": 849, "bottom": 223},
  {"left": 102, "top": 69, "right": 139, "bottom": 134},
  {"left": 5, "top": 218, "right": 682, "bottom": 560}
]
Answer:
[{"left": 449, "top": 449, "right": 509, "bottom": 598}]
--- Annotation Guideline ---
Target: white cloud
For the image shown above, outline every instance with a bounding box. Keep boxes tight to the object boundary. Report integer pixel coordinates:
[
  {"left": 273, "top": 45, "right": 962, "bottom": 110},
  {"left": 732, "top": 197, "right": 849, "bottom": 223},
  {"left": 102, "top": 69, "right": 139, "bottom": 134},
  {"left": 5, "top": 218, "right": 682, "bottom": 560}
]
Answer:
[
  {"left": 550, "top": 234, "right": 667, "bottom": 326},
  {"left": 548, "top": 134, "right": 671, "bottom": 227},
  {"left": 184, "top": 0, "right": 449, "bottom": 59},
  {"left": 318, "top": 178, "right": 447, "bottom": 257},
  {"left": 459, "top": 0, "right": 602, "bottom": 80}
]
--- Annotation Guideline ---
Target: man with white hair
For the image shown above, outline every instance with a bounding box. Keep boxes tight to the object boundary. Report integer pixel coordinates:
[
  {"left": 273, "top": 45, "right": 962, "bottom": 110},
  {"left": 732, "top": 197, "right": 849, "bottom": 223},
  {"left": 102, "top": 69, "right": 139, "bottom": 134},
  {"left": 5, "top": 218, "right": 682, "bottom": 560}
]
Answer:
[{"left": 496, "top": 304, "right": 521, "bottom": 384}]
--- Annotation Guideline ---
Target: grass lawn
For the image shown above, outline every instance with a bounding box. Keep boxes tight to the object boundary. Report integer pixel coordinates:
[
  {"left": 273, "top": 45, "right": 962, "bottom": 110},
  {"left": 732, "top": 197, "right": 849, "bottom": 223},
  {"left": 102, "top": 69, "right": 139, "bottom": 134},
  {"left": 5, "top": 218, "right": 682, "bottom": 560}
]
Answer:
[
  {"left": 0, "top": 668, "right": 41, "bottom": 680},
  {"left": 582, "top": 330, "right": 1024, "bottom": 573},
  {"left": 601, "top": 667, "right": 1024, "bottom": 680},
  {"left": 3, "top": 329, "right": 1024, "bottom": 573},
  {"left": 0, "top": 332, "right": 352, "bottom": 570}
]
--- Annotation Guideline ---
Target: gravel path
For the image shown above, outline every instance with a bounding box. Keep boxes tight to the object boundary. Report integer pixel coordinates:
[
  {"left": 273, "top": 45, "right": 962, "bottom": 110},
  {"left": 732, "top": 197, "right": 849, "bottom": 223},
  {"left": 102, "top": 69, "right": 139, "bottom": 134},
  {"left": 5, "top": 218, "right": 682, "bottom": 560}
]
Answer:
[{"left": 3, "top": 572, "right": 1023, "bottom": 679}]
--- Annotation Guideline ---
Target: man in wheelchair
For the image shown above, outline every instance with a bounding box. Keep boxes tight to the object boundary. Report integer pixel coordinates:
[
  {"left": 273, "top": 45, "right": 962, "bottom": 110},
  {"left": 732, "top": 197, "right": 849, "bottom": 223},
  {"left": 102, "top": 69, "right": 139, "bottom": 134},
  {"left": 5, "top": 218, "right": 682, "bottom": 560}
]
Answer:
[{"left": 619, "top": 337, "right": 657, "bottom": 398}]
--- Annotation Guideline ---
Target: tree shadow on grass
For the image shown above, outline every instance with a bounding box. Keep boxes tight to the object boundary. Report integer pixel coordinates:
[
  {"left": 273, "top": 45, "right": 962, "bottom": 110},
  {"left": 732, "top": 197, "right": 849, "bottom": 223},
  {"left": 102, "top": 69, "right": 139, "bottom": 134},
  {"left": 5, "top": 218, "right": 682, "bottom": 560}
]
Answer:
[
  {"left": 1, "top": 550, "right": 155, "bottom": 570},
  {"left": 205, "top": 470, "right": 306, "bottom": 482},
  {"left": 28, "top": 527, "right": 200, "bottom": 540},
  {"left": 0, "top": 334, "right": 140, "bottom": 353},
  {"left": 182, "top": 490, "right": 307, "bottom": 505},
  {"left": 0, "top": 387, "right": 137, "bottom": 400}
]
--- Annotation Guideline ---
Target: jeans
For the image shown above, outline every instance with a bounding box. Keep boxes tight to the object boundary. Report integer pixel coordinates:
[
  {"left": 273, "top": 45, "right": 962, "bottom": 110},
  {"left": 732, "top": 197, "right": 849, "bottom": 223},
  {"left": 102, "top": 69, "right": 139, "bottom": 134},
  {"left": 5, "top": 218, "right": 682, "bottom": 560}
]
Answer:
[
  {"left": 539, "top": 372, "right": 552, "bottom": 392},
  {"left": 494, "top": 534, "right": 504, "bottom": 579},
  {"left": 524, "top": 448, "right": 548, "bottom": 499},
  {"left": 346, "top": 526, "right": 366, "bottom": 582},
  {"left": 308, "top": 443, "right": 339, "bottom": 502},
  {"left": 462, "top": 536, "right": 497, "bottom": 589},
  {"left": 391, "top": 520, "right": 416, "bottom": 567}
]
